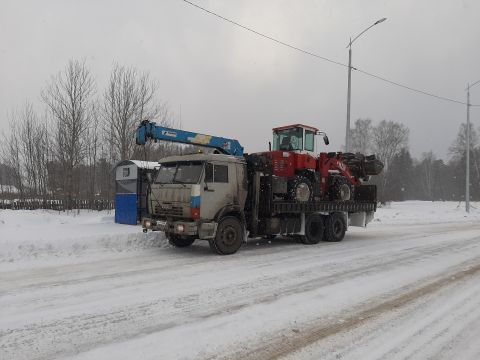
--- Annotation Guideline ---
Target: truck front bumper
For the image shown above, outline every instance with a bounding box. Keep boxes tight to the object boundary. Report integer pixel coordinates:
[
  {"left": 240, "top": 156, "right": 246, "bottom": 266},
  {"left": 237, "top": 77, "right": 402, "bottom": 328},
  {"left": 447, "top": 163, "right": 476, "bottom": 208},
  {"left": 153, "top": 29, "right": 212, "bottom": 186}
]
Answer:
[{"left": 142, "top": 218, "right": 217, "bottom": 239}]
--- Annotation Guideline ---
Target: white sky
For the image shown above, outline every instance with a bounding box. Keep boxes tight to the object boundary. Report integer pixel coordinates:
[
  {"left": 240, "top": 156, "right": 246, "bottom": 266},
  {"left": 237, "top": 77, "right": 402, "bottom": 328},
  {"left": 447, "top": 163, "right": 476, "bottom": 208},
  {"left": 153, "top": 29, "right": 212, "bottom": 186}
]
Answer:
[{"left": 1, "top": 0, "right": 479, "bottom": 159}]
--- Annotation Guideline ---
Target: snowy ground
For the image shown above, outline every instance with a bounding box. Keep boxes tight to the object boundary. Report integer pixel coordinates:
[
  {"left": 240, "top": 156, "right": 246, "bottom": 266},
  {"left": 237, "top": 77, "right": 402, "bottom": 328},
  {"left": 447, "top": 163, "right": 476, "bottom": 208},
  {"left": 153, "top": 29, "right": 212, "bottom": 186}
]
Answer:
[{"left": 1, "top": 201, "right": 480, "bottom": 359}]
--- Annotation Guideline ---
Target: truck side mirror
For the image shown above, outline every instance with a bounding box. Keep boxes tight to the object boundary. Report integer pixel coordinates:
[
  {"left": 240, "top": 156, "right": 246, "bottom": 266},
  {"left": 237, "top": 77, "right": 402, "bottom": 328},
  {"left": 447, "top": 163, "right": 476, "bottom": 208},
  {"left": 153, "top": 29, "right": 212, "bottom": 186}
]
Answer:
[{"left": 323, "top": 136, "right": 329, "bottom": 145}]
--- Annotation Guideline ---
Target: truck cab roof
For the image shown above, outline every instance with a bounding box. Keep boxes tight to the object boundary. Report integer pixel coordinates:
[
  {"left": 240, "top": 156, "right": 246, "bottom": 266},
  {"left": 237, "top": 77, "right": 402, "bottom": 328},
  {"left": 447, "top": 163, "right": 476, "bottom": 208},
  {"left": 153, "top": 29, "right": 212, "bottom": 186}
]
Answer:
[{"left": 158, "top": 153, "right": 246, "bottom": 165}]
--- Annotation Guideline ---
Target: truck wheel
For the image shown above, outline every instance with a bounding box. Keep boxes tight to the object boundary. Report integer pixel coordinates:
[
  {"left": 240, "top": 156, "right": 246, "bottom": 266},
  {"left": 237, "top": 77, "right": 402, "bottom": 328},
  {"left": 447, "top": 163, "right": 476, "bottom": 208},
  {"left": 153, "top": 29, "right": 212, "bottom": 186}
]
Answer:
[
  {"left": 328, "top": 176, "right": 352, "bottom": 201},
  {"left": 302, "top": 213, "right": 325, "bottom": 244},
  {"left": 167, "top": 234, "right": 196, "bottom": 247},
  {"left": 324, "top": 213, "right": 346, "bottom": 242},
  {"left": 288, "top": 176, "right": 313, "bottom": 202},
  {"left": 209, "top": 216, "right": 244, "bottom": 255}
]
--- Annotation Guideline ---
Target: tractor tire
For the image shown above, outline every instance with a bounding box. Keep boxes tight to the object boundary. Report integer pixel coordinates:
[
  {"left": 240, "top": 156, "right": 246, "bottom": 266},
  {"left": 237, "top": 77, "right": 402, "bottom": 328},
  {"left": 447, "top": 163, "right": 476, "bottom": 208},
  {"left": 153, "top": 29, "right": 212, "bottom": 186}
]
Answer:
[
  {"left": 167, "top": 233, "right": 196, "bottom": 247},
  {"left": 328, "top": 176, "right": 353, "bottom": 201},
  {"left": 302, "top": 213, "right": 325, "bottom": 244},
  {"left": 324, "top": 213, "right": 346, "bottom": 242},
  {"left": 209, "top": 216, "right": 244, "bottom": 255},
  {"left": 288, "top": 176, "right": 313, "bottom": 202}
]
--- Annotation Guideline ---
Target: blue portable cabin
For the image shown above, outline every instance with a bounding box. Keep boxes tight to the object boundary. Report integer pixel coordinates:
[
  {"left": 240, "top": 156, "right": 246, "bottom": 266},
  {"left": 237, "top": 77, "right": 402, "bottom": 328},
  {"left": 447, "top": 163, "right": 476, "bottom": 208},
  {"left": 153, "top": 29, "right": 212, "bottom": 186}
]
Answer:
[{"left": 114, "top": 160, "right": 160, "bottom": 224}]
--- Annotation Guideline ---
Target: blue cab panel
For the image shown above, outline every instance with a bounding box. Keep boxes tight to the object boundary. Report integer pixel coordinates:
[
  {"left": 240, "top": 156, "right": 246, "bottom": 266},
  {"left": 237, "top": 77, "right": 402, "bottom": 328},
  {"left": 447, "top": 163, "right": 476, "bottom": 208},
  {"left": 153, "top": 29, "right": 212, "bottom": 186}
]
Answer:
[{"left": 115, "top": 194, "right": 138, "bottom": 225}]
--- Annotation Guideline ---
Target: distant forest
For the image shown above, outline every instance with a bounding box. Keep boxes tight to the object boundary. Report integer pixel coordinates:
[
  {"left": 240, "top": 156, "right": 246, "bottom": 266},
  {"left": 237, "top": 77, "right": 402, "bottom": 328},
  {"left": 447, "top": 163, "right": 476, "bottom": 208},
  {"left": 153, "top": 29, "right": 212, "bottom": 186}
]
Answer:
[{"left": 1, "top": 59, "right": 479, "bottom": 207}]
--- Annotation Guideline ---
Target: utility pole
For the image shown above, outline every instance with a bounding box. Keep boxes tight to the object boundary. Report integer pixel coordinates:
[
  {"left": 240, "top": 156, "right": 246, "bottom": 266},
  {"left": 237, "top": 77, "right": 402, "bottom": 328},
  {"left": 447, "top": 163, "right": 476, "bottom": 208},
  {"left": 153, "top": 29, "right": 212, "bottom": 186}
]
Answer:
[
  {"left": 466, "top": 84, "right": 470, "bottom": 213},
  {"left": 465, "top": 79, "right": 480, "bottom": 213},
  {"left": 345, "top": 18, "right": 387, "bottom": 152},
  {"left": 346, "top": 40, "right": 352, "bottom": 152}
]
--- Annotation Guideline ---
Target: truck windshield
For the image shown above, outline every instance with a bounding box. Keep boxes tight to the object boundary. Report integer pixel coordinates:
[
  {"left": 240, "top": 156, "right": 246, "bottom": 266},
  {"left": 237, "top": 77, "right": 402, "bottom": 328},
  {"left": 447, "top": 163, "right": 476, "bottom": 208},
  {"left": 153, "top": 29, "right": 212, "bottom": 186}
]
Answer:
[
  {"left": 273, "top": 127, "right": 304, "bottom": 151},
  {"left": 155, "top": 162, "right": 203, "bottom": 184}
]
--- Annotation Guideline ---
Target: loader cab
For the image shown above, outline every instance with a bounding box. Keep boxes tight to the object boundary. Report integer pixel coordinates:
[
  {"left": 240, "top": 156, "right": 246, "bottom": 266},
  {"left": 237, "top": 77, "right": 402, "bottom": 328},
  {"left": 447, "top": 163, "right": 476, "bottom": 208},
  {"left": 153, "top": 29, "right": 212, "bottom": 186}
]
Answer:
[{"left": 272, "top": 124, "right": 329, "bottom": 155}]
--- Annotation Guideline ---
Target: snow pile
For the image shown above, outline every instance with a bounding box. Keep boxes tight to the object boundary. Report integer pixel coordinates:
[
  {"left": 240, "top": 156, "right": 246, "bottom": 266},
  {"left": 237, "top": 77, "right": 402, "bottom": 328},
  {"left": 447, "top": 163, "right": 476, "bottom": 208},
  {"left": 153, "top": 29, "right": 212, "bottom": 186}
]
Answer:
[
  {"left": 374, "top": 201, "right": 480, "bottom": 225},
  {"left": 1, "top": 201, "right": 478, "bottom": 267},
  {"left": 0, "top": 209, "right": 166, "bottom": 266},
  {"left": 0, "top": 184, "right": 20, "bottom": 193}
]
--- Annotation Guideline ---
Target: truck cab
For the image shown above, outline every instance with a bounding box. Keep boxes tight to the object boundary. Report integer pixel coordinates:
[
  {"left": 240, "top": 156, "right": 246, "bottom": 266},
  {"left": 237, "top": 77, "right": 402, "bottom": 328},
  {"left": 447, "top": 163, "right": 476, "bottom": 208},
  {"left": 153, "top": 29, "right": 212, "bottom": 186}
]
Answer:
[{"left": 142, "top": 153, "right": 248, "bottom": 254}]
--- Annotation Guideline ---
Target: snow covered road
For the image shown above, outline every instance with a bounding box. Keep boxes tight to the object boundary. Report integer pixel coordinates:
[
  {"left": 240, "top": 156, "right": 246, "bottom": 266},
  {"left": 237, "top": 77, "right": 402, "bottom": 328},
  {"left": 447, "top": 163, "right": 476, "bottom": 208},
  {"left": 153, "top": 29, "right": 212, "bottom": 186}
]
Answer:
[{"left": 1, "top": 203, "right": 480, "bottom": 359}]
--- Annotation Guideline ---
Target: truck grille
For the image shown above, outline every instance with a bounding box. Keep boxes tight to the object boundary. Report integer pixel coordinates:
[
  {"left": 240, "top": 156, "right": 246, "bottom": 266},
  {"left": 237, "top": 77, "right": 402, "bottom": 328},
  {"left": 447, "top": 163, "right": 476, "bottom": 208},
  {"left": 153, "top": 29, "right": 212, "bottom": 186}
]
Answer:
[
  {"left": 154, "top": 204, "right": 184, "bottom": 217},
  {"left": 273, "top": 159, "right": 287, "bottom": 171}
]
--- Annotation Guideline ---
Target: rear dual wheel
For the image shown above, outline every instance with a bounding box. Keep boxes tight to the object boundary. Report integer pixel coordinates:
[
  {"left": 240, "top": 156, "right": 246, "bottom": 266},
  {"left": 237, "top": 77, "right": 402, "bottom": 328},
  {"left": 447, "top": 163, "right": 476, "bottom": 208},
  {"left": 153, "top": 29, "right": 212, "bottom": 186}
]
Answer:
[
  {"left": 299, "top": 213, "right": 325, "bottom": 244},
  {"left": 299, "top": 212, "right": 346, "bottom": 244},
  {"left": 324, "top": 213, "right": 346, "bottom": 242}
]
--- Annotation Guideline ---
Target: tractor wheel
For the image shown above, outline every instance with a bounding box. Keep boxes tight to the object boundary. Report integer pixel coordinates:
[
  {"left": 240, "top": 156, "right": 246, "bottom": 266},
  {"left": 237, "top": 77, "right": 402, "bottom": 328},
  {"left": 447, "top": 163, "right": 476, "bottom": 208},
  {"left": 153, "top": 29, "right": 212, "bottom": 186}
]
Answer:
[
  {"left": 324, "top": 213, "right": 346, "bottom": 242},
  {"left": 167, "top": 233, "right": 196, "bottom": 247},
  {"left": 302, "top": 213, "right": 325, "bottom": 244},
  {"left": 209, "top": 216, "right": 244, "bottom": 255},
  {"left": 328, "top": 176, "right": 353, "bottom": 201},
  {"left": 288, "top": 176, "right": 313, "bottom": 202}
]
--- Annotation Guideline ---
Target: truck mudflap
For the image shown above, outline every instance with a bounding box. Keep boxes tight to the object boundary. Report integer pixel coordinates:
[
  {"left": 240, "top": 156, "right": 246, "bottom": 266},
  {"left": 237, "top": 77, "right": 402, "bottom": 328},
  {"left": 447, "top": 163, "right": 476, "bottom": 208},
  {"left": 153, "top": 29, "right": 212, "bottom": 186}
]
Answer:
[
  {"left": 348, "top": 211, "right": 375, "bottom": 227},
  {"left": 142, "top": 218, "right": 218, "bottom": 239}
]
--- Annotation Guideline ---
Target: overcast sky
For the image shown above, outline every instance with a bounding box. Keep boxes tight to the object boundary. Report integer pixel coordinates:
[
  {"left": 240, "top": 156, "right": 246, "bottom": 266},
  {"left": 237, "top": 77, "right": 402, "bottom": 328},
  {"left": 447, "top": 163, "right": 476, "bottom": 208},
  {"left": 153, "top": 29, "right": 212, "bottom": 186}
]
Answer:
[{"left": 1, "top": 0, "right": 479, "bottom": 159}]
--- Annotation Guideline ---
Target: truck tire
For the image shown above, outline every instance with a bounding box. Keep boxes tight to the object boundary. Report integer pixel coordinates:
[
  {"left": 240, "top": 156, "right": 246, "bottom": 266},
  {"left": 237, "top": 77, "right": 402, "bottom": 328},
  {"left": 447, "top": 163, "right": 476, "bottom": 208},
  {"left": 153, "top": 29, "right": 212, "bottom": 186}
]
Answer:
[
  {"left": 209, "top": 216, "right": 244, "bottom": 255},
  {"left": 288, "top": 176, "right": 313, "bottom": 202},
  {"left": 324, "top": 213, "right": 346, "bottom": 242},
  {"left": 167, "top": 234, "right": 196, "bottom": 247},
  {"left": 302, "top": 213, "right": 325, "bottom": 244}
]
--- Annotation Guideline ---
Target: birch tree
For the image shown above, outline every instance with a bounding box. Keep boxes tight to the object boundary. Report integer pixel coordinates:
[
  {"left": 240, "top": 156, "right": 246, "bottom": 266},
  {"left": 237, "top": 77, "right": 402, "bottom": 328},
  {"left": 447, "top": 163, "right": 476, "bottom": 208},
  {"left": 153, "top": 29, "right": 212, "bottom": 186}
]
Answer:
[{"left": 41, "top": 59, "right": 95, "bottom": 209}]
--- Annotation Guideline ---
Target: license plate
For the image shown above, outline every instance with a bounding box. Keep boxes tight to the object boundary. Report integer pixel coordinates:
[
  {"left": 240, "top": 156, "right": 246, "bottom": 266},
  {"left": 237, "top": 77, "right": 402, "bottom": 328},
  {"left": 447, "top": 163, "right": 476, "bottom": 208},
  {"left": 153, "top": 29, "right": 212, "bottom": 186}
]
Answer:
[{"left": 157, "top": 221, "right": 167, "bottom": 230}]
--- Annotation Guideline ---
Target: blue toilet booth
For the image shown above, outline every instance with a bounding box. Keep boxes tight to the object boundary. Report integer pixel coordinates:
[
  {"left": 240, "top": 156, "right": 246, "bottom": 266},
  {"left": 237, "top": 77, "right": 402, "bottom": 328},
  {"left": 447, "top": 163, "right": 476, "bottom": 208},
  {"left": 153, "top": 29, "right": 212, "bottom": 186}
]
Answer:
[{"left": 114, "top": 160, "right": 159, "bottom": 225}]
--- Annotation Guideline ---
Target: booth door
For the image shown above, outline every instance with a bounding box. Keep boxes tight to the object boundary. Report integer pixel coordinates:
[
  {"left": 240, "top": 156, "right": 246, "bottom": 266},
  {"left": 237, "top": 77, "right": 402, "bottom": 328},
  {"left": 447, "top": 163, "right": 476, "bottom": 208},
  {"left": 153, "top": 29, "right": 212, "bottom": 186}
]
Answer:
[{"left": 115, "top": 166, "right": 138, "bottom": 224}]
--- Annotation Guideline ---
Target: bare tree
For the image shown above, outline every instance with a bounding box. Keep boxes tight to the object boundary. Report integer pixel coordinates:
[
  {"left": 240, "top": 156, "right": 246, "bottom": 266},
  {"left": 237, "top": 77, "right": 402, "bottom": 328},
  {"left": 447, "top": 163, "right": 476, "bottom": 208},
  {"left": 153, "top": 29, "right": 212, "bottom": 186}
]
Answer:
[
  {"left": 103, "top": 64, "right": 165, "bottom": 163},
  {"left": 85, "top": 101, "right": 101, "bottom": 201},
  {"left": 371, "top": 120, "right": 409, "bottom": 202},
  {"left": 449, "top": 123, "right": 479, "bottom": 160},
  {"left": 419, "top": 151, "right": 437, "bottom": 200},
  {"left": 350, "top": 118, "right": 373, "bottom": 154},
  {"left": 372, "top": 120, "right": 409, "bottom": 172},
  {"left": 1, "top": 112, "right": 24, "bottom": 199},
  {"left": 41, "top": 59, "right": 95, "bottom": 209}
]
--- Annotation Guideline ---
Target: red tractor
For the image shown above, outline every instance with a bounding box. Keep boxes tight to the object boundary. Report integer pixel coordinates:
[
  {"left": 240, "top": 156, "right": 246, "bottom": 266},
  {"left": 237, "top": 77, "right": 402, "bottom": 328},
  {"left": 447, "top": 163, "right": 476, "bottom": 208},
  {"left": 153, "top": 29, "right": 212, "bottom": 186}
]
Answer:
[{"left": 259, "top": 124, "right": 383, "bottom": 202}]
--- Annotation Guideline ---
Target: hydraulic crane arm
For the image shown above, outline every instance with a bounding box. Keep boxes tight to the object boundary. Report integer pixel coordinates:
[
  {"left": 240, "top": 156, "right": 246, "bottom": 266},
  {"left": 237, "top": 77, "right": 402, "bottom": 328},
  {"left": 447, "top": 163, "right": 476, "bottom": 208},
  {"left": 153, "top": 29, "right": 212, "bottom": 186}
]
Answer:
[{"left": 136, "top": 120, "right": 244, "bottom": 156}]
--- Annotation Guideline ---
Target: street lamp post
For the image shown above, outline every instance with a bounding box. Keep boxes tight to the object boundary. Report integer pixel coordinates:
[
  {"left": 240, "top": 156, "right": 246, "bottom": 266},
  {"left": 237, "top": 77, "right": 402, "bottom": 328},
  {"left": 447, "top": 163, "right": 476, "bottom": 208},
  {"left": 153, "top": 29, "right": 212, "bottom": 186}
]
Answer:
[
  {"left": 345, "top": 18, "right": 387, "bottom": 152},
  {"left": 465, "top": 79, "right": 480, "bottom": 213}
]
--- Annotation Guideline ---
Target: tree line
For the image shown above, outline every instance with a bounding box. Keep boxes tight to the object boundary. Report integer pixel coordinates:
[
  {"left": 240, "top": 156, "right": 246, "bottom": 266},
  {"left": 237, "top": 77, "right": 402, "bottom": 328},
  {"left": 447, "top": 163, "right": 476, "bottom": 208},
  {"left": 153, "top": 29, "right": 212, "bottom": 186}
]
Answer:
[
  {"left": 350, "top": 118, "right": 480, "bottom": 202},
  {"left": 0, "top": 59, "right": 186, "bottom": 208},
  {"left": 1, "top": 59, "right": 478, "bottom": 207}
]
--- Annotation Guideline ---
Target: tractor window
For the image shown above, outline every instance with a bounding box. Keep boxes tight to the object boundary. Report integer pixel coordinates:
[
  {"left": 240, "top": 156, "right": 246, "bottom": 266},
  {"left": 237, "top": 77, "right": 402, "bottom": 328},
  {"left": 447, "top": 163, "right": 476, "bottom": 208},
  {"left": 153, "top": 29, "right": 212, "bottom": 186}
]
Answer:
[
  {"left": 305, "top": 130, "right": 315, "bottom": 152},
  {"left": 273, "top": 127, "right": 304, "bottom": 151}
]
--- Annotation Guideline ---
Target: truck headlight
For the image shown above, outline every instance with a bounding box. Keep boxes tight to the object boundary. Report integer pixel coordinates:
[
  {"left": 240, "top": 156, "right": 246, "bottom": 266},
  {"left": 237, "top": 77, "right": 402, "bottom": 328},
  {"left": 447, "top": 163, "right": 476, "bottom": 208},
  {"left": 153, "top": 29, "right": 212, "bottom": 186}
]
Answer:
[
  {"left": 177, "top": 224, "right": 185, "bottom": 233},
  {"left": 144, "top": 220, "right": 151, "bottom": 228}
]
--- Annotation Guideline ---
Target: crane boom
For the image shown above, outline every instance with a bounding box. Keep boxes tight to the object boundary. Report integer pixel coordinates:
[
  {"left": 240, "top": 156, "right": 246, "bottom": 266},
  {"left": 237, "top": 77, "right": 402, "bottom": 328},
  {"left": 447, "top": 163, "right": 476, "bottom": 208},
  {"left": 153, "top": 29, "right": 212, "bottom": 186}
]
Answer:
[{"left": 136, "top": 120, "right": 244, "bottom": 156}]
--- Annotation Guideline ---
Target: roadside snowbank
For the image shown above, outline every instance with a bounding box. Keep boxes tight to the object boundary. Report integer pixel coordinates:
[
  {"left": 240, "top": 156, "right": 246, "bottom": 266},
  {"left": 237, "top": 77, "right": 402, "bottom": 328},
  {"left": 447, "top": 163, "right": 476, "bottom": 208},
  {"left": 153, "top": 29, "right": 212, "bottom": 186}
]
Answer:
[
  {"left": 0, "top": 201, "right": 478, "bottom": 267},
  {"left": 375, "top": 201, "right": 480, "bottom": 225},
  {"left": 0, "top": 210, "right": 166, "bottom": 267}
]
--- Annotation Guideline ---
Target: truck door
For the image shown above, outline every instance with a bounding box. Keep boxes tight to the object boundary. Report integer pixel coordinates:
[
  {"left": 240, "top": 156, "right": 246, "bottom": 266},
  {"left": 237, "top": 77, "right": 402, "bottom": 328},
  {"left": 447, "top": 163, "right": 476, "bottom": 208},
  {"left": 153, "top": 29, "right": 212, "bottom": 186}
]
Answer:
[{"left": 201, "top": 161, "right": 235, "bottom": 220}]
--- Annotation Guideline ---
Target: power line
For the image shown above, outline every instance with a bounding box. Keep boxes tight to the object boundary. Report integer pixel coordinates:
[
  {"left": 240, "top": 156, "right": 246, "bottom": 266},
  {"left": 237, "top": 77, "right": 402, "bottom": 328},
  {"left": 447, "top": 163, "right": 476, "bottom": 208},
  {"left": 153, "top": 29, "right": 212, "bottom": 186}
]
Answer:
[{"left": 181, "top": 0, "right": 479, "bottom": 107}]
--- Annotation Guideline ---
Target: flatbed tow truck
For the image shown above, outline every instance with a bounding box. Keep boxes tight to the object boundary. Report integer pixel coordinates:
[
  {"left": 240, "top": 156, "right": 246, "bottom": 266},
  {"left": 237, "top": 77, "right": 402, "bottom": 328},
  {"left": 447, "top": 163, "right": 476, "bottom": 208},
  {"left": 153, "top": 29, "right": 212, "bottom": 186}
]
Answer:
[{"left": 136, "top": 120, "right": 383, "bottom": 255}]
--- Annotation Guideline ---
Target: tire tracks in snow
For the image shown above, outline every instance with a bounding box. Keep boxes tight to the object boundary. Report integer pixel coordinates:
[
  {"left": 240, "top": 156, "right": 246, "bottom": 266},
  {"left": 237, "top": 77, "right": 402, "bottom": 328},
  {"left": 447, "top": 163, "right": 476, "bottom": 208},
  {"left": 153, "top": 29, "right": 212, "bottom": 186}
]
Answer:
[
  {"left": 2, "top": 230, "right": 480, "bottom": 360},
  {"left": 233, "top": 258, "right": 480, "bottom": 360}
]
